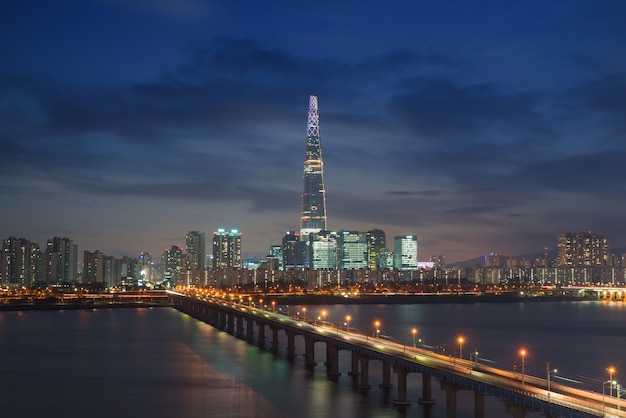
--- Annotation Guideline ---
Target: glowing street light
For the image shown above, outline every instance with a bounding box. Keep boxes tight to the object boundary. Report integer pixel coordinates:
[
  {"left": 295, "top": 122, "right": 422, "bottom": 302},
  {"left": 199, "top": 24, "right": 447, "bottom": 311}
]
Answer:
[
  {"left": 271, "top": 301, "right": 276, "bottom": 312},
  {"left": 412, "top": 328, "right": 418, "bottom": 348},
  {"left": 458, "top": 336, "right": 465, "bottom": 359},
  {"left": 374, "top": 320, "right": 380, "bottom": 338},
  {"left": 547, "top": 362, "right": 557, "bottom": 403},
  {"left": 609, "top": 367, "right": 617, "bottom": 397},
  {"left": 520, "top": 349, "right": 527, "bottom": 386},
  {"left": 345, "top": 315, "right": 351, "bottom": 331},
  {"left": 302, "top": 307, "right": 306, "bottom": 321}
]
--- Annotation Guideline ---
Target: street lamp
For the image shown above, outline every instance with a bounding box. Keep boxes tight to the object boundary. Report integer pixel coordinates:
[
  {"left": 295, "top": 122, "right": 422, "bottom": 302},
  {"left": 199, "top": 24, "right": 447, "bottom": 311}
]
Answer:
[
  {"left": 457, "top": 336, "right": 465, "bottom": 359},
  {"left": 412, "top": 328, "right": 418, "bottom": 348},
  {"left": 345, "top": 315, "right": 351, "bottom": 331},
  {"left": 519, "top": 349, "right": 527, "bottom": 386},
  {"left": 609, "top": 367, "right": 616, "bottom": 397},
  {"left": 546, "top": 362, "right": 557, "bottom": 403},
  {"left": 271, "top": 301, "right": 276, "bottom": 312},
  {"left": 302, "top": 307, "right": 306, "bottom": 321},
  {"left": 374, "top": 320, "right": 380, "bottom": 338}
]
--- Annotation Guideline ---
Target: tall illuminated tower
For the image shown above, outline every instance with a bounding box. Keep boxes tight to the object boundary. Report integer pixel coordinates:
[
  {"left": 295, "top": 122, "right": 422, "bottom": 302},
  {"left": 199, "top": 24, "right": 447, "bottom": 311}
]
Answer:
[{"left": 300, "top": 95, "right": 327, "bottom": 239}]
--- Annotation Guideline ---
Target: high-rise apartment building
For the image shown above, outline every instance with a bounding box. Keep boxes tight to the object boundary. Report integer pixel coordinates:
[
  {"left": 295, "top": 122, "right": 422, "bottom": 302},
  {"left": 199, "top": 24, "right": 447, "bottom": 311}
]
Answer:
[
  {"left": 185, "top": 231, "right": 206, "bottom": 270},
  {"left": 212, "top": 228, "right": 241, "bottom": 269},
  {"left": 556, "top": 232, "right": 611, "bottom": 267},
  {"left": 46, "top": 237, "right": 77, "bottom": 283},
  {"left": 162, "top": 245, "right": 183, "bottom": 282},
  {"left": 300, "top": 95, "right": 327, "bottom": 240},
  {"left": 83, "top": 250, "right": 104, "bottom": 284},
  {"left": 1, "top": 237, "right": 41, "bottom": 287},
  {"left": 393, "top": 235, "right": 418, "bottom": 270}
]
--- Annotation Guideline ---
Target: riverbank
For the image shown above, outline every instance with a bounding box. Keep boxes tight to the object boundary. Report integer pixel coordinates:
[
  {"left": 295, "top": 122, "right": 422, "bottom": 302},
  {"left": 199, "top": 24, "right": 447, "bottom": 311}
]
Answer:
[
  {"left": 0, "top": 300, "right": 173, "bottom": 311},
  {"left": 267, "top": 292, "right": 590, "bottom": 305}
]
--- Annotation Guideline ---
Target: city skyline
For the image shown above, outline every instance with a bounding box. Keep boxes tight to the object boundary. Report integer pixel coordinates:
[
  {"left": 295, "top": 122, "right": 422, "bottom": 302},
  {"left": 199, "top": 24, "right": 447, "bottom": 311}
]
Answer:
[{"left": 2, "top": 1, "right": 626, "bottom": 263}]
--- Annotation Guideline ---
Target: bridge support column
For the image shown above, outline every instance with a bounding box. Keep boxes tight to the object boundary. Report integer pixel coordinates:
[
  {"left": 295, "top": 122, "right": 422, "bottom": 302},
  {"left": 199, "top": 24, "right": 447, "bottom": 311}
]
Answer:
[
  {"left": 286, "top": 331, "right": 296, "bottom": 360},
  {"left": 245, "top": 317, "right": 254, "bottom": 342},
  {"left": 257, "top": 321, "right": 265, "bottom": 348},
  {"left": 505, "top": 403, "right": 532, "bottom": 418},
  {"left": 304, "top": 336, "right": 316, "bottom": 369},
  {"left": 236, "top": 315, "right": 244, "bottom": 339},
  {"left": 474, "top": 389, "right": 485, "bottom": 418},
  {"left": 380, "top": 361, "right": 393, "bottom": 388},
  {"left": 270, "top": 326, "right": 279, "bottom": 354},
  {"left": 227, "top": 313, "right": 235, "bottom": 334},
  {"left": 218, "top": 311, "right": 227, "bottom": 330},
  {"left": 210, "top": 308, "right": 219, "bottom": 326},
  {"left": 418, "top": 373, "right": 436, "bottom": 404},
  {"left": 441, "top": 381, "right": 460, "bottom": 418},
  {"left": 325, "top": 344, "right": 341, "bottom": 378},
  {"left": 357, "top": 355, "right": 371, "bottom": 389},
  {"left": 348, "top": 351, "right": 360, "bottom": 376},
  {"left": 392, "top": 365, "right": 411, "bottom": 405}
]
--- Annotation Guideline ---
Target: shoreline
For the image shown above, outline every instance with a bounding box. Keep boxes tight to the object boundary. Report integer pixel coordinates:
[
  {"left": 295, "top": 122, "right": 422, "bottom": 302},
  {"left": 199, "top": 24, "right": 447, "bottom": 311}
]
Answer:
[{"left": 0, "top": 293, "right": 602, "bottom": 311}]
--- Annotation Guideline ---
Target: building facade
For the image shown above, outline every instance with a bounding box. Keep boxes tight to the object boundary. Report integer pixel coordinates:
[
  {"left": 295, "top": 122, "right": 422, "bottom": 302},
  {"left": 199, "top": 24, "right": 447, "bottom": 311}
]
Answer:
[
  {"left": 393, "top": 235, "right": 418, "bottom": 271},
  {"left": 212, "top": 228, "right": 242, "bottom": 270},
  {"left": 556, "top": 232, "right": 611, "bottom": 267}
]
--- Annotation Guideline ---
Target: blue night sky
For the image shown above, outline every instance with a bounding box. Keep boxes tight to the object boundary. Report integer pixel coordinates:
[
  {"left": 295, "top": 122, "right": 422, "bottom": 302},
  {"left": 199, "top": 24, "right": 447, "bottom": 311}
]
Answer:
[{"left": 2, "top": 0, "right": 626, "bottom": 262}]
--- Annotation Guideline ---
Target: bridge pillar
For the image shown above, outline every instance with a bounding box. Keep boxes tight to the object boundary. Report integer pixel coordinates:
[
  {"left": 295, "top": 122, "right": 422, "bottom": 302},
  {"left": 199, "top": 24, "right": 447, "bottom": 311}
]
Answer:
[
  {"left": 418, "top": 373, "right": 436, "bottom": 404},
  {"left": 474, "top": 389, "right": 485, "bottom": 418},
  {"left": 257, "top": 321, "right": 265, "bottom": 348},
  {"left": 286, "top": 331, "right": 296, "bottom": 360},
  {"left": 392, "top": 365, "right": 411, "bottom": 405},
  {"left": 380, "top": 361, "right": 393, "bottom": 388},
  {"left": 218, "top": 310, "right": 227, "bottom": 330},
  {"left": 210, "top": 308, "right": 219, "bottom": 326},
  {"left": 245, "top": 317, "right": 254, "bottom": 342},
  {"left": 270, "top": 326, "right": 279, "bottom": 354},
  {"left": 325, "top": 344, "right": 341, "bottom": 378},
  {"left": 227, "top": 313, "right": 235, "bottom": 334},
  {"left": 304, "top": 336, "right": 316, "bottom": 369},
  {"left": 236, "top": 315, "right": 244, "bottom": 339},
  {"left": 356, "top": 355, "right": 371, "bottom": 389},
  {"left": 440, "top": 381, "right": 460, "bottom": 418},
  {"left": 505, "top": 403, "right": 532, "bottom": 418},
  {"left": 348, "top": 351, "right": 360, "bottom": 376}
]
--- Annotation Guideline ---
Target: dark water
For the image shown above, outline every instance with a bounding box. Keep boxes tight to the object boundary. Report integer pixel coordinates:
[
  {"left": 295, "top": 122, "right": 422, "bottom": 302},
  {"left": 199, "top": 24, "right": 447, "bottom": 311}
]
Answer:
[{"left": 0, "top": 301, "right": 624, "bottom": 417}]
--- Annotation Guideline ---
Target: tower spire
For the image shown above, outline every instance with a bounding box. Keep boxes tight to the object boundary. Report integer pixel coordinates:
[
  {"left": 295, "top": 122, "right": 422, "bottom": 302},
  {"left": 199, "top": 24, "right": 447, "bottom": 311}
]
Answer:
[{"left": 300, "top": 95, "right": 327, "bottom": 239}]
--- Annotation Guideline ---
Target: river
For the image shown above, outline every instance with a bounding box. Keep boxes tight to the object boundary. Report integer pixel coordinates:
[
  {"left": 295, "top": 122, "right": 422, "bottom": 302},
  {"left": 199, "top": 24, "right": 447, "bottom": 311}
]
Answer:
[{"left": 1, "top": 301, "right": 624, "bottom": 417}]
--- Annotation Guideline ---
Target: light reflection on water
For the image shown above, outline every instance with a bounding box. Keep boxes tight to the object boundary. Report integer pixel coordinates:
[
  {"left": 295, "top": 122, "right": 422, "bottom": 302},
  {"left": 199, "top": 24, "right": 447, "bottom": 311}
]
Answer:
[{"left": 0, "top": 301, "right": 624, "bottom": 418}]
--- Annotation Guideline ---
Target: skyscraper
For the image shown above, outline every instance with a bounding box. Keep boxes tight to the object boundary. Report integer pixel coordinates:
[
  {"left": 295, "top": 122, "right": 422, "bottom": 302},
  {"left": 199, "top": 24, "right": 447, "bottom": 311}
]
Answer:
[
  {"left": 185, "top": 231, "right": 206, "bottom": 270},
  {"left": 393, "top": 235, "right": 418, "bottom": 271},
  {"left": 300, "top": 95, "right": 327, "bottom": 239},
  {"left": 556, "top": 232, "right": 611, "bottom": 267},
  {"left": 212, "top": 228, "right": 242, "bottom": 269}
]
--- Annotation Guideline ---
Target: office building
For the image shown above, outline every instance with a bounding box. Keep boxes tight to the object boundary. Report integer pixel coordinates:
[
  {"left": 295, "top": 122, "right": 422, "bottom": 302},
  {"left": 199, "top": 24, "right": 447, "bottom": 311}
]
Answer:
[
  {"left": 339, "top": 230, "right": 368, "bottom": 270},
  {"left": 309, "top": 230, "right": 339, "bottom": 270},
  {"left": 393, "top": 235, "right": 418, "bottom": 270},
  {"left": 367, "top": 229, "right": 386, "bottom": 270}
]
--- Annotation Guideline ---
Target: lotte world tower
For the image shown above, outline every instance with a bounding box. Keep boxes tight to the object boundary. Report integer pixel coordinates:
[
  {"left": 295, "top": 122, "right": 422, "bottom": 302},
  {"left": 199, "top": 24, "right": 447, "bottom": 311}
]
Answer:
[{"left": 299, "top": 95, "right": 327, "bottom": 239}]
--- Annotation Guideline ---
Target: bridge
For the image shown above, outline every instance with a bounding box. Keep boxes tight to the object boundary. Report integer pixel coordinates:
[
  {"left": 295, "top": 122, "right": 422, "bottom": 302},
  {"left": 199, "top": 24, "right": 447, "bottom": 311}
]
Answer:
[{"left": 168, "top": 291, "right": 623, "bottom": 418}]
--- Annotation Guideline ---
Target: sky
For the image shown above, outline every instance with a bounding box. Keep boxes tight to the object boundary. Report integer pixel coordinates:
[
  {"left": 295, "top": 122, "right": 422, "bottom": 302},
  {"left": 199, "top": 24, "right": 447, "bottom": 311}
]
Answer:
[{"left": 2, "top": 0, "right": 626, "bottom": 263}]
